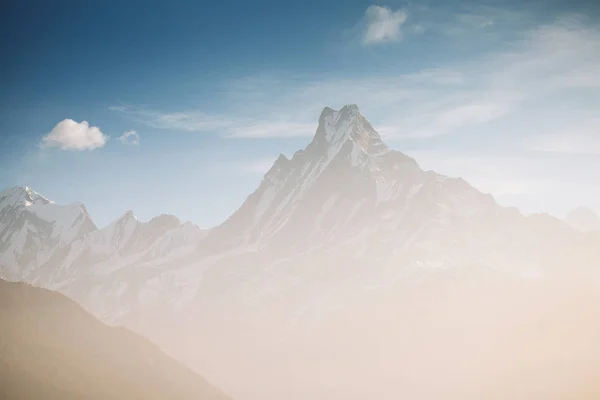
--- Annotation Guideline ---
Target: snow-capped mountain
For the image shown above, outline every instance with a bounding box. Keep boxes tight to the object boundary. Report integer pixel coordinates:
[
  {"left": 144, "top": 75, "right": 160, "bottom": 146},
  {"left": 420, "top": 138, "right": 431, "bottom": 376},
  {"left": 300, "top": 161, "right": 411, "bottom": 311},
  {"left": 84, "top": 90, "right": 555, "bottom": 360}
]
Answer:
[
  {"left": 199, "top": 105, "right": 597, "bottom": 275},
  {"left": 0, "top": 186, "right": 207, "bottom": 290},
  {"left": 203, "top": 105, "right": 496, "bottom": 257},
  {"left": 0, "top": 186, "right": 96, "bottom": 280}
]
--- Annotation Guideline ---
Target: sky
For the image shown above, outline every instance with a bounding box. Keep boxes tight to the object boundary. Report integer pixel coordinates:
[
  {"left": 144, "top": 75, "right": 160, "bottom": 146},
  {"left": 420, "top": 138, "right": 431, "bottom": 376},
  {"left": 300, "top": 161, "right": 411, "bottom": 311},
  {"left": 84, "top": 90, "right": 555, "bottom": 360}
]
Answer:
[{"left": 1, "top": 0, "right": 600, "bottom": 228}]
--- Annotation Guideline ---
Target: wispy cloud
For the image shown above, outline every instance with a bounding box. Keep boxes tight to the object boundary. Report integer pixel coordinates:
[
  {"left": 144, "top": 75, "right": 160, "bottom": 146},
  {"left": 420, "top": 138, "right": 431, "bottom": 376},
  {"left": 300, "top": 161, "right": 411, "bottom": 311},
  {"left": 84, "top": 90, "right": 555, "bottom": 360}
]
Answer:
[
  {"left": 111, "top": 105, "right": 316, "bottom": 139},
  {"left": 209, "top": 156, "right": 280, "bottom": 176},
  {"left": 226, "top": 121, "right": 315, "bottom": 139},
  {"left": 456, "top": 12, "right": 494, "bottom": 28},
  {"left": 412, "top": 3, "right": 526, "bottom": 37},
  {"left": 111, "top": 12, "right": 600, "bottom": 146},
  {"left": 527, "top": 118, "right": 600, "bottom": 155},
  {"left": 362, "top": 5, "right": 408, "bottom": 45},
  {"left": 119, "top": 130, "right": 140, "bottom": 145},
  {"left": 109, "top": 105, "right": 232, "bottom": 132},
  {"left": 41, "top": 119, "right": 108, "bottom": 151}
]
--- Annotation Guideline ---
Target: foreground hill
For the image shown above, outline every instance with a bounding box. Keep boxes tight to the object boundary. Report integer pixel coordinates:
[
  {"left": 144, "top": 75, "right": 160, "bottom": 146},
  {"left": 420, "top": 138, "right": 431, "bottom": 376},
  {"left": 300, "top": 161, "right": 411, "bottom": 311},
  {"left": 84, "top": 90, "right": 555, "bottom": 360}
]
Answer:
[{"left": 0, "top": 279, "right": 230, "bottom": 400}]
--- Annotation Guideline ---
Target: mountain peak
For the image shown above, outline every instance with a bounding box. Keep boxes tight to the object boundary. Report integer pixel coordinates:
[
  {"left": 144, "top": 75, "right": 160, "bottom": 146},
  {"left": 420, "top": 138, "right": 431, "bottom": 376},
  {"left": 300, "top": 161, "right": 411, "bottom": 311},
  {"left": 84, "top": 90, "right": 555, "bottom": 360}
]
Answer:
[
  {"left": 310, "top": 104, "right": 386, "bottom": 158},
  {"left": 319, "top": 106, "right": 336, "bottom": 120},
  {"left": 115, "top": 209, "right": 138, "bottom": 224},
  {"left": 24, "top": 187, "right": 52, "bottom": 205},
  {"left": 340, "top": 103, "right": 360, "bottom": 114},
  {"left": 0, "top": 186, "right": 52, "bottom": 207},
  {"left": 318, "top": 104, "right": 361, "bottom": 124},
  {"left": 566, "top": 206, "right": 600, "bottom": 232}
]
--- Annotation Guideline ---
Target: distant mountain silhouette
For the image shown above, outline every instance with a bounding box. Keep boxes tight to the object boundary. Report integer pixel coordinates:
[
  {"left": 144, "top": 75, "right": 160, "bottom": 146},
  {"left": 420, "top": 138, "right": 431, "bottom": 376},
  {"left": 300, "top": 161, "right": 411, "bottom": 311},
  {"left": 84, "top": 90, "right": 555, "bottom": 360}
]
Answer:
[{"left": 566, "top": 206, "right": 600, "bottom": 232}]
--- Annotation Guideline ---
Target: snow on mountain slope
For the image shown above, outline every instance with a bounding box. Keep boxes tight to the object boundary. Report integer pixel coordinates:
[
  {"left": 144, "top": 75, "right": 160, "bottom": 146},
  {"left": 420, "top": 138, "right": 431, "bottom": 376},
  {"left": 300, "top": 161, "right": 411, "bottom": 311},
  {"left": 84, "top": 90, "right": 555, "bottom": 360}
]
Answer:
[
  {"left": 200, "top": 104, "right": 499, "bottom": 258},
  {"left": 31, "top": 213, "right": 208, "bottom": 292},
  {"left": 0, "top": 186, "right": 96, "bottom": 280},
  {"left": 0, "top": 186, "right": 207, "bottom": 293}
]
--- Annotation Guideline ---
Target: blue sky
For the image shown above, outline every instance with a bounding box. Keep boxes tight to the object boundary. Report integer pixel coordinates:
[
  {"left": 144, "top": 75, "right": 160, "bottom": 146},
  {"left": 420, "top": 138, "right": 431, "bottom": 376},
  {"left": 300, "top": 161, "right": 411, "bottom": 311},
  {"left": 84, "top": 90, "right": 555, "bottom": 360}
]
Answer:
[{"left": 1, "top": 0, "right": 600, "bottom": 228}]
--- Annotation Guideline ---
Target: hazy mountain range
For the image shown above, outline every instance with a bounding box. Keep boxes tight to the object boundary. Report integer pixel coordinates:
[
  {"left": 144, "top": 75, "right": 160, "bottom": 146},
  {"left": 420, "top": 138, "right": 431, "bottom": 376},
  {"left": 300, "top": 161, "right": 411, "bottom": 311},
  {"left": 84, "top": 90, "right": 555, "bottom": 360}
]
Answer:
[{"left": 2, "top": 105, "right": 600, "bottom": 399}]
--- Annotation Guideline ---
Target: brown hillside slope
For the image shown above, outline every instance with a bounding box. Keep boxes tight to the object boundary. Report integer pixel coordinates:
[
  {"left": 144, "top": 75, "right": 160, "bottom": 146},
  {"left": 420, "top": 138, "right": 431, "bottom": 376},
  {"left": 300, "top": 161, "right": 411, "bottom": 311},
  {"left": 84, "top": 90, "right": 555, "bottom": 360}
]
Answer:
[{"left": 0, "top": 279, "right": 230, "bottom": 400}]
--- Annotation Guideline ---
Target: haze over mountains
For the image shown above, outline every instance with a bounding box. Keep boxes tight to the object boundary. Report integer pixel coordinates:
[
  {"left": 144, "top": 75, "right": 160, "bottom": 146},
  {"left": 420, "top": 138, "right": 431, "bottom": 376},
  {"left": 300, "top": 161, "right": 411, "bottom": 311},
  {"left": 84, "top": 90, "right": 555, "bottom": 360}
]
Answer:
[
  {"left": 566, "top": 206, "right": 600, "bottom": 232},
  {"left": 0, "top": 279, "right": 230, "bottom": 400},
  {"left": 2, "top": 105, "right": 600, "bottom": 399}
]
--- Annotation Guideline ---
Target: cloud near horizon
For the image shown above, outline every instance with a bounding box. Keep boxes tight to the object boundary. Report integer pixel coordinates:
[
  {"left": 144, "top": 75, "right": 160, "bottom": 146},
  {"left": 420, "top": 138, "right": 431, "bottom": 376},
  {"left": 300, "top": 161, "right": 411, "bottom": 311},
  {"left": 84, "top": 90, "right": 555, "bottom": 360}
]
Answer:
[{"left": 41, "top": 119, "right": 108, "bottom": 151}]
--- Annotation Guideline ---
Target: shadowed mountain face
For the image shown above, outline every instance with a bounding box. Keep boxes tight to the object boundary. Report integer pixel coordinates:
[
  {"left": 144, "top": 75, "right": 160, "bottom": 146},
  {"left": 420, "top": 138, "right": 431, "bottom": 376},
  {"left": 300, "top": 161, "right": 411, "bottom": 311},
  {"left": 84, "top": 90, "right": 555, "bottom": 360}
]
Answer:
[
  {"left": 1, "top": 105, "right": 600, "bottom": 399},
  {"left": 0, "top": 279, "right": 230, "bottom": 400}
]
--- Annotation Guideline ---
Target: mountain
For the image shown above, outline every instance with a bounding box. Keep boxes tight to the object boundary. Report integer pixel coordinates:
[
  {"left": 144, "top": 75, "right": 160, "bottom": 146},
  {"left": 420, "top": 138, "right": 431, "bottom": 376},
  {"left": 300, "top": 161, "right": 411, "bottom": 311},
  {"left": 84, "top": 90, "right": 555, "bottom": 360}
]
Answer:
[
  {"left": 0, "top": 185, "right": 207, "bottom": 305},
  {"left": 1, "top": 105, "right": 600, "bottom": 399},
  {"left": 0, "top": 186, "right": 96, "bottom": 280},
  {"left": 174, "top": 105, "right": 600, "bottom": 399},
  {"left": 200, "top": 105, "right": 598, "bottom": 274},
  {"left": 0, "top": 278, "right": 230, "bottom": 400},
  {"left": 202, "top": 104, "right": 435, "bottom": 255},
  {"left": 566, "top": 206, "right": 600, "bottom": 232}
]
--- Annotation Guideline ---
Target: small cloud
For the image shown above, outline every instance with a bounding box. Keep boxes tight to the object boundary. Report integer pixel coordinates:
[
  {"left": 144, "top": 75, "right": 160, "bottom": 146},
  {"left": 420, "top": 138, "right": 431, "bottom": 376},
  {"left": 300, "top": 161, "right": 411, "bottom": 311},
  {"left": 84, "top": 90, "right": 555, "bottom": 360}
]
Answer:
[
  {"left": 41, "top": 119, "right": 108, "bottom": 151},
  {"left": 363, "top": 5, "right": 408, "bottom": 45},
  {"left": 119, "top": 130, "right": 140, "bottom": 145}
]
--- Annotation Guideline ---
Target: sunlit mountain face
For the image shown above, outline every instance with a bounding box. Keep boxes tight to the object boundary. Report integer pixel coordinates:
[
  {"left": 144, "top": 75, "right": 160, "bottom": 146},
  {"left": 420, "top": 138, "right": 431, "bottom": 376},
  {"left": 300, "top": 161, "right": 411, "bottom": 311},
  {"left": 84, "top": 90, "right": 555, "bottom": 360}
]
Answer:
[{"left": 2, "top": 106, "right": 600, "bottom": 400}]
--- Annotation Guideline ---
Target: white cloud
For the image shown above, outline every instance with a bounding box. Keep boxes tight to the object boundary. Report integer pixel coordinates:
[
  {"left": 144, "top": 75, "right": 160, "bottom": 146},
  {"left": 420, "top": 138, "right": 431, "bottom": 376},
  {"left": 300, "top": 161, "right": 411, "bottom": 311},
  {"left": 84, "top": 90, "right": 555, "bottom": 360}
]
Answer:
[
  {"left": 226, "top": 121, "right": 315, "bottom": 138},
  {"left": 119, "top": 130, "right": 140, "bottom": 145},
  {"left": 363, "top": 5, "right": 408, "bottom": 45},
  {"left": 41, "top": 119, "right": 108, "bottom": 151}
]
